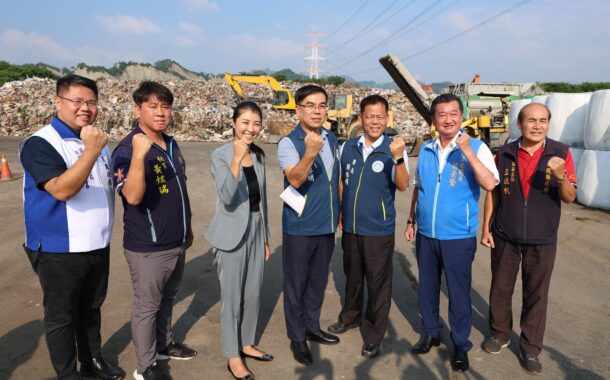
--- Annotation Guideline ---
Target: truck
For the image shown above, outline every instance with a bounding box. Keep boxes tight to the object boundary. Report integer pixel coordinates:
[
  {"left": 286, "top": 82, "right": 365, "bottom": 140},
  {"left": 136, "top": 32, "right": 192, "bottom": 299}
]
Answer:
[{"left": 379, "top": 53, "right": 542, "bottom": 149}]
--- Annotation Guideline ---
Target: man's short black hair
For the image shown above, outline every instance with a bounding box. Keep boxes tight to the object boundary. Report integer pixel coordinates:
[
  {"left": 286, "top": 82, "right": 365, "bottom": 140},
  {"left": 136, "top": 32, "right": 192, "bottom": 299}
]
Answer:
[
  {"left": 132, "top": 81, "right": 174, "bottom": 106},
  {"left": 56, "top": 74, "right": 98, "bottom": 98},
  {"left": 431, "top": 93, "right": 463, "bottom": 116},
  {"left": 360, "top": 94, "right": 389, "bottom": 114},
  {"left": 295, "top": 84, "right": 328, "bottom": 104}
]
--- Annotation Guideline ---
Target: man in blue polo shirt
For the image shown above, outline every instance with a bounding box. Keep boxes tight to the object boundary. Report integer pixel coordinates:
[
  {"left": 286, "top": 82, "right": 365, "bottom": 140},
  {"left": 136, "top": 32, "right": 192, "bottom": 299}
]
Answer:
[
  {"left": 277, "top": 84, "right": 340, "bottom": 366},
  {"left": 112, "top": 82, "right": 196, "bottom": 380},
  {"left": 405, "top": 94, "right": 499, "bottom": 372},
  {"left": 20, "top": 74, "right": 123, "bottom": 380},
  {"left": 328, "top": 94, "right": 409, "bottom": 359}
]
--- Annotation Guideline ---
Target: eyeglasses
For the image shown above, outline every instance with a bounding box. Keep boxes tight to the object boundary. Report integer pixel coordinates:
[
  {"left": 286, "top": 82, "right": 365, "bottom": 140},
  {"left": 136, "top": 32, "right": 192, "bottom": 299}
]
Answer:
[
  {"left": 298, "top": 103, "right": 328, "bottom": 112},
  {"left": 58, "top": 96, "right": 98, "bottom": 108}
]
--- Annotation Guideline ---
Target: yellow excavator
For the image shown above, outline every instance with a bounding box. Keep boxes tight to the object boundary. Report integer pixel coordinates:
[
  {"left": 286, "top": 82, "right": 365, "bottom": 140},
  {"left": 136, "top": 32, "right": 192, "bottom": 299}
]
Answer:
[
  {"left": 224, "top": 72, "right": 296, "bottom": 111},
  {"left": 224, "top": 72, "right": 394, "bottom": 141}
]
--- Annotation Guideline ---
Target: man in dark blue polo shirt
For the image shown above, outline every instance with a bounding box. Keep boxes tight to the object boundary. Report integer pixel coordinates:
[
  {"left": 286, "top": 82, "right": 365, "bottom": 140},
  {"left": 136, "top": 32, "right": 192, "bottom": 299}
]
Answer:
[{"left": 111, "top": 82, "right": 196, "bottom": 380}]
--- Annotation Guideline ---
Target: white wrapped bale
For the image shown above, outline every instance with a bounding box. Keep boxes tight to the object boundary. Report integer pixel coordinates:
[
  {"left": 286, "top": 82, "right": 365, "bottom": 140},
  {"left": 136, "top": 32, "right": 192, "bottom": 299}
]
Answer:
[
  {"left": 546, "top": 93, "right": 591, "bottom": 147},
  {"left": 576, "top": 149, "right": 610, "bottom": 210},
  {"left": 508, "top": 98, "right": 532, "bottom": 139},
  {"left": 584, "top": 90, "right": 610, "bottom": 150},
  {"left": 532, "top": 95, "right": 550, "bottom": 104},
  {"left": 570, "top": 147, "right": 584, "bottom": 174}
]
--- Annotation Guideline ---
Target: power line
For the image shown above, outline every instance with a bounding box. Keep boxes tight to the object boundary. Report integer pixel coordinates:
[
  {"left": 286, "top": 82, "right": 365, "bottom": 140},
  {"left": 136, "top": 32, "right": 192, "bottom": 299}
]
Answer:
[
  {"left": 329, "top": 0, "right": 442, "bottom": 71},
  {"left": 321, "top": 0, "right": 371, "bottom": 43},
  {"left": 341, "top": 0, "right": 530, "bottom": 78},
  {"left": 327, "top": 0, "right": 401, "bottom": 54},
  {"left": 405, "top": 0, "right": 532, "bottom": 60}
]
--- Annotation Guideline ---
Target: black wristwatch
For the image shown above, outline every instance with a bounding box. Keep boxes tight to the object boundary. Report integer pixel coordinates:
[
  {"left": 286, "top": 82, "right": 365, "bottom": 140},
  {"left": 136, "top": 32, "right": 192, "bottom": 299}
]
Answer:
[
  {"left": 394, "top": 157, "right": 405, "bottom": 165},
  {"left": 407, "top": 219, "right": 416, "bottom": 225}
]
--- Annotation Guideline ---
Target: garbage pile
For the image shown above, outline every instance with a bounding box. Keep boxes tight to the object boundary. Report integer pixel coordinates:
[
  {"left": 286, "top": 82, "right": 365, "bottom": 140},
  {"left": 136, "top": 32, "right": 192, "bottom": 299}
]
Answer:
[{"left": 0, "top": 77, "right": 429, "bottom": 142}]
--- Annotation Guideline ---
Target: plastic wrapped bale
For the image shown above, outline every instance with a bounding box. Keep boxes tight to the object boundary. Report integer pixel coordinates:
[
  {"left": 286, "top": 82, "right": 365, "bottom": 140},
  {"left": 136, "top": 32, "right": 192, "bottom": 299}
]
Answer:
[
  {"left": 576, "top": 149, "right": 610, "bottom": 210},
  {"left": 570, "top": 147, "right": 585, "bottom": 174},
  {"left": 532, "top": 95, "right": 550, "bottom": 104},
  {"left": 508, "top": 98, "right": 532, "bottom": 139},
  {"left": 584, "top": 89, "right": 610, "bottom": 151},
  {"left": 546, "top": 93, "right": 591, "bottom": 147}
]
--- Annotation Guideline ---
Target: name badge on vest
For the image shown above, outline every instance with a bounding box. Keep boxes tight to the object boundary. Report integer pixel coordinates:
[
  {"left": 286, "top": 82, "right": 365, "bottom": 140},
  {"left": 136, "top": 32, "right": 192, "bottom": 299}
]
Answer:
[{"left": 372, "top": 160, "right": 384, "bottom": 173}]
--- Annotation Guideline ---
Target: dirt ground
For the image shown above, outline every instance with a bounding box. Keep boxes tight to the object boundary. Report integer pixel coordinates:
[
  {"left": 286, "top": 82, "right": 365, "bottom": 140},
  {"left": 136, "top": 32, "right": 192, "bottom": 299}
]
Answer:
[{"left": 0, "top": 136, "right": 608, "bottom": 380}]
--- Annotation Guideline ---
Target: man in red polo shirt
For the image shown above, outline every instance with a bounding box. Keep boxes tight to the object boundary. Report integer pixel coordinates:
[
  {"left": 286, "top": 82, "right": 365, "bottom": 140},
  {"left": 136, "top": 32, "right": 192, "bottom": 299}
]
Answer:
[{"left": 480, "top": 102, "right": 576, "bottom": 376}]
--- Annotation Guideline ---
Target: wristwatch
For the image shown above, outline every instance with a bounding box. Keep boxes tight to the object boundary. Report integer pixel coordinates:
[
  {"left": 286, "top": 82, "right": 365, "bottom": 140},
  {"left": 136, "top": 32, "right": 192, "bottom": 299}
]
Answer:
[
  {"left": 393, "top": 157, "right": 405, "bottom": 165},
  {"left": 407, "top": 219, "right": 416, "bottom": 225}
]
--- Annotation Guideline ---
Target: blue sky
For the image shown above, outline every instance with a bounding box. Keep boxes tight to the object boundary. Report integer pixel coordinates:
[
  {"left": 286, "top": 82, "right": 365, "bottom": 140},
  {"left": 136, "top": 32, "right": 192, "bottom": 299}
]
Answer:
[{"left": 1, "top": 0, "right": 608, "bottom": 84}]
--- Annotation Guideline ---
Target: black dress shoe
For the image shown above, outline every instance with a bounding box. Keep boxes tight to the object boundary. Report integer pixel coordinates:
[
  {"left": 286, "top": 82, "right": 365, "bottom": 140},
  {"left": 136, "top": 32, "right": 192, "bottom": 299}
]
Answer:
[
  {"left": 306, "top": 330, "right": 340, "bottom": 345},
  {"left": 411, "top": 335, "right": 441, "bottom": 354},
  {"left": 328, "top": 321, "right": 359, "bottom": 334},
  {"left": 361, "top": 343, "right": 380, "bottom": 359},
  {"left": 290, "top": 341, "right": 313, "bottom": 365},
  {"left": 451, "top": 350, "right": 469, "bottom": 372},
  {"left": 227, "top": 362, "right": 254, "bottom": 380},
  {"left": 80, "top": 357, "right": 124, "bottom": 380}
]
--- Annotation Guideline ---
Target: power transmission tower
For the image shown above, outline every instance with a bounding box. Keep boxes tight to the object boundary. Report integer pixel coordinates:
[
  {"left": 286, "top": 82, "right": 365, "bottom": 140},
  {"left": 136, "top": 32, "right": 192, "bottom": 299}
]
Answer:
[{"left": 304, "top": 33, "right": 325, "bottom": 79}]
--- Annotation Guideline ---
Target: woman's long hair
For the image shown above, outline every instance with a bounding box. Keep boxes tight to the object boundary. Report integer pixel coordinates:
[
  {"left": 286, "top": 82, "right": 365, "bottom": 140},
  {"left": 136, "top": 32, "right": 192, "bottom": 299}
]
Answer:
[{"left": 232, "top": 101, "right": 265, "bottom": 162}]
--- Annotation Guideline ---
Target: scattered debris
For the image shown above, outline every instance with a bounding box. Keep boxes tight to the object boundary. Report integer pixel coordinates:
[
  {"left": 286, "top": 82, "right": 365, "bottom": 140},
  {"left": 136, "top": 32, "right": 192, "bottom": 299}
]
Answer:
[{"left": 0, "top": 77, "right": 429, "bottom": 142}]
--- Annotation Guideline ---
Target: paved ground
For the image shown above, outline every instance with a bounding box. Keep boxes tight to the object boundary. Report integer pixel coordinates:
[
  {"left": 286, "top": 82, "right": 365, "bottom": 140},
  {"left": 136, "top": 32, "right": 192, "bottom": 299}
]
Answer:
[{"left": 0, "top": 136, "right": 608, "bottom": 380}]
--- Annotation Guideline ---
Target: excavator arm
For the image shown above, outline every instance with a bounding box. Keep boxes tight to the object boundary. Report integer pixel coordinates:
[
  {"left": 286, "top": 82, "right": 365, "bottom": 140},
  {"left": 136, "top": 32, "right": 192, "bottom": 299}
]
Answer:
[{"left": 224, "top": 73, "right": 296, "bottom": 111}]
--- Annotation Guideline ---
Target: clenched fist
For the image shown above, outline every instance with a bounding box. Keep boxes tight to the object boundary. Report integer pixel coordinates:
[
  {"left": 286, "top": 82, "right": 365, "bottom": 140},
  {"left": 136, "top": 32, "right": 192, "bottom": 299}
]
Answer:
[
  {"left": 456, "top": 132, "right": 472, "bottom": 153},
  {"left": 81, "top": 125, "right": 108, "bottom": 154},
  {"left": 304, "top": 131, "right": 324, "bottom": 158},
  {"left": 233, "top": 139, "right": 250, "bottom": 162},
  {"left": 547, "top": 156, "right": 566, "bottom": 179},
  {"left": 132, "top": 133, "right": 153, "bottom": 159},
  {"left": 389, "top": 137, "right": 406, "bottom": 160}
]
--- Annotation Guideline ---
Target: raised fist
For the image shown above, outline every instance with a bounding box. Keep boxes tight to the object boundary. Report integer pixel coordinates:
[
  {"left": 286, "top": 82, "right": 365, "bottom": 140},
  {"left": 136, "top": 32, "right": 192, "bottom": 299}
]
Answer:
[
  {"left": 456, "top": 132, "right": 471, "bottom": 153},
  {"left": 81, "top": 125, "right": 108, "bottom": 154},
  {"left": 233, "top": 139, "right": 250, "bottom": 162},
  {"left": 389, "top": 137, "right": 406, "bottom": 160},
  {"left": 547, "top": 156, "right": 566, "bottom": 179},
  {"left": 304, "top": 131, "right": 324, "bottom": 157},
  {"left": 132, "top": 133, "right": 153, "bottom": 159}
]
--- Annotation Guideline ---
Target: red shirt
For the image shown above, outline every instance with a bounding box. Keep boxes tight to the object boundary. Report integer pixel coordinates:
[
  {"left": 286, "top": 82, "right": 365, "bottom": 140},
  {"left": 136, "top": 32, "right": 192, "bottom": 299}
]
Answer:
[{"left": 495, "top": 143, "right": 577, "bottom": 200}]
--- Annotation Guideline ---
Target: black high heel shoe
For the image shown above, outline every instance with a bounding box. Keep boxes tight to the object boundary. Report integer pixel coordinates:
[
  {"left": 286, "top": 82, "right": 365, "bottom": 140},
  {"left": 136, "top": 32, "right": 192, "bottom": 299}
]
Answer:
[{"left": 227, "top": 362, "right": 255, "bottom": 380}]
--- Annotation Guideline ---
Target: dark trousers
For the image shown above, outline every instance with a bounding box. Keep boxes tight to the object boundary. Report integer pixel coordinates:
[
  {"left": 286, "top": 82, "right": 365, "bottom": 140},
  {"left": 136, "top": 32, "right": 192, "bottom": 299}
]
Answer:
[
  {"left": 489, "top": 235, "right": 557, "bottom": 357},
  {"left": 339, "top": 232, "right": 394, "bottom": 346},
  {"left": 28, "top": 246, "right": 110, "bottom": 380},
  {"left": 415, "top": 232, "right": 476, "bottom": 352},
  {"left": 282, "top": 233, "right": 335, "bottom": 342}
]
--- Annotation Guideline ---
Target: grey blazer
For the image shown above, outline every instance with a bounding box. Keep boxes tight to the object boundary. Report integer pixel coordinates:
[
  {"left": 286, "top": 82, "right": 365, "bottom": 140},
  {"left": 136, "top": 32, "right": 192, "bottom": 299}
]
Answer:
[{"left": 205, "top": 142, "right": 270, "bottom": 251}]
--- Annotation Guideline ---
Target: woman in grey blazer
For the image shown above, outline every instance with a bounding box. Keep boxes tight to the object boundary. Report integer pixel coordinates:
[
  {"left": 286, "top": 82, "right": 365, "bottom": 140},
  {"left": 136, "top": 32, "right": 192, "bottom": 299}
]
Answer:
[{"left": 205, "top": 101, "right": 272, "bottom": 380}]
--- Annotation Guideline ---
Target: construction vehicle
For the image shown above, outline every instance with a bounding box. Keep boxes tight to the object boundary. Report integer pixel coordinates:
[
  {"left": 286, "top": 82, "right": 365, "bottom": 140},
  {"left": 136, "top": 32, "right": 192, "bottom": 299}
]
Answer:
[
  {"left": 224, "top": 72, "right": 296, "bottom": 111},
  {"left": 224, "top": 72, "right": 394, "bottom": 142},
  {"left": 379, "top": 53, "right": 542, "bottom": 149}
]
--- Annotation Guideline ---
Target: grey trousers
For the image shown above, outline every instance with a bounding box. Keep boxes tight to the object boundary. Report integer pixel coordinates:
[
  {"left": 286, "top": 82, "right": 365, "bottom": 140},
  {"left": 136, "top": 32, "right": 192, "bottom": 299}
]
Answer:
[
  {"left": 124, "top": 246, "right": 185, "bottom": 372},
  {"left": 216, "top": 211, "right": 265, "bottom": 358}
]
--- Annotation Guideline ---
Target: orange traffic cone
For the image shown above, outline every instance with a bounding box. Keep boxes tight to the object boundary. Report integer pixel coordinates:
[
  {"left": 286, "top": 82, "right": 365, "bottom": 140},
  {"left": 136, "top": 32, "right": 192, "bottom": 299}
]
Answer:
[{"left": 1, "top": 154, "right": 14, "bottom": 181}]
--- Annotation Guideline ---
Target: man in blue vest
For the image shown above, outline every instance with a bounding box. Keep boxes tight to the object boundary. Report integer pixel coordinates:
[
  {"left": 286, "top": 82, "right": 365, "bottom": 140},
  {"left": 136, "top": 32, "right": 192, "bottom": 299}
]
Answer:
[
  {"left": 405, "top": 94, "right": 499, "bottom": 372},
  {"left": 112, "top": 82, "right": 196, "bottom": 380},
  {"left": 20, "top": 75, "right": 123, "bottom": 380},
  {"left": 327, "top": 94, "right": 409, "bottom": 358},
  {"left": 277, "top": 85, "right": 341, "bottom": 365}
]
